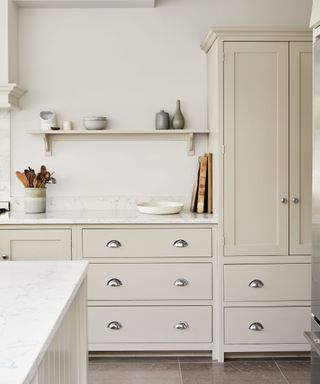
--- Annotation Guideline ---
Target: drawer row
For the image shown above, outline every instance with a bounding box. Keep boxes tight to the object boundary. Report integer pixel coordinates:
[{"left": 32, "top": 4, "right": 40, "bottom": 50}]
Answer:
[
  {"left": 87, "top": 263, "right": 311, "bottom": 302},
  {"left": 83, "top": 228, "right": 214, "bottom": 258},
  {"left": 88, "top": 306, "right": 309, "bottom": 345},
  {"left": 0, "top": 227, "right": 215, "bottom": 261}
]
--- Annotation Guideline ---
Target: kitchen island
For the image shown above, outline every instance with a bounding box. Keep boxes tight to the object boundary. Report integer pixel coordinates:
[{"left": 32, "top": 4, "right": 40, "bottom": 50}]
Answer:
[{"left": 0, "top": 261, "right": 88, "bottom": 384}]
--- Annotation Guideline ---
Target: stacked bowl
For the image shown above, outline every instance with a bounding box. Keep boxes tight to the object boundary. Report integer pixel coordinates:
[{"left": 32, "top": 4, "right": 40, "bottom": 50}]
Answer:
[{"left": 83, "top": 116, "right": 107, "bottom": 130}]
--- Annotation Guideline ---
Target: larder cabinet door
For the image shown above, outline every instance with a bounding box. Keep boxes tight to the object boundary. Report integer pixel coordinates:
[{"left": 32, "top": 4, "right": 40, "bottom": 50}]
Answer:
[
  {"left": 289, "top": 42, "right": 312, "bottom": 255},
  {"left": 0, "top": 229, "right": 72, "bottom": 260},
  {"left": 224, "top": 42, "right": 289, "bottom": 256}
]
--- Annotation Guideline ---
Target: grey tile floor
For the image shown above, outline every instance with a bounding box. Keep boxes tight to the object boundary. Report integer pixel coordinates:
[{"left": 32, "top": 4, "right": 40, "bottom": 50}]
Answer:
[{"left": 88, "top": 356, "right": 311, "bottom": 384}]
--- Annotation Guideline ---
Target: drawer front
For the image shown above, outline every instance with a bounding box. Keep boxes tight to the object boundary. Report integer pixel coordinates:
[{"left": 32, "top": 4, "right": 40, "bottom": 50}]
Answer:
[
  {"left": 225, "top": 307, "right": 310, "bottom": 344},
  {"left": 88, "top": 263, "right": 212, "bottom": 301},
  {"left": 0, "top": 229, "right": 72, "bottom": 260},
  {"left": 224, "top": 264, "right": 311, "bottom": 302},
  {"left": 88, "top": 306, "right": 212, "bottom": 343},
  {"left": 82, "top": 228, "right": 213, "bottom": 258}
]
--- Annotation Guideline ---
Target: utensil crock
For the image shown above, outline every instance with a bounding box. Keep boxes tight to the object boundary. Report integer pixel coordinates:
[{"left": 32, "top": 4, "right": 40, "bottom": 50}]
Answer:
[{"left": 24, "top": 188, "right": 46, "bottom": 213}]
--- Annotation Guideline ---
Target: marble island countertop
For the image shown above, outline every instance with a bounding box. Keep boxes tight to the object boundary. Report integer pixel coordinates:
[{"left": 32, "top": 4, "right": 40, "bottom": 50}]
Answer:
[
  {"left": 0, "top": 210, "right": 218, "bottom": 225},
  {"left": 0, "top": 261, "right": 88, "bottom": 384}
]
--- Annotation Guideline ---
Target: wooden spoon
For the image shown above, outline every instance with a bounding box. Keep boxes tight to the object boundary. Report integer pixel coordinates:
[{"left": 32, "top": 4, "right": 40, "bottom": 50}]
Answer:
[{"left": 16, "top": 171, "right": 29, "bottom": 188}]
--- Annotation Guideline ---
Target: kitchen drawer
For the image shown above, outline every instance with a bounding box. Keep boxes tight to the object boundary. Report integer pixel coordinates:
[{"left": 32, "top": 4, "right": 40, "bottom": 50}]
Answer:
[
  {"left": 82, "top": 227, "right": 213, "bottom": 259},
  {"left": 224, "top": 264, "right": 311, "bottom": 302},
  {"left": 88, "top": 306, "right": 212, "bottom": 343},
  {"left": 225, "top": 307, "right": 310, "bottom": 344},
  {"left": 88, "top": 263, "right": 212, "bottom": 301},
  {"left": 0, "top": 229, "right": 72, "bottom": 260}
]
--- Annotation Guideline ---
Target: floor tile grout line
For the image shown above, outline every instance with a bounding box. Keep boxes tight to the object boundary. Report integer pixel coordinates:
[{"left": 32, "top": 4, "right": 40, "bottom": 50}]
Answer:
[
  {"left": 178, "top": 360, "right": 184, "bottom": 384},
  {"left": 274, "top": 359, "right": 290, "bottom": 384}
]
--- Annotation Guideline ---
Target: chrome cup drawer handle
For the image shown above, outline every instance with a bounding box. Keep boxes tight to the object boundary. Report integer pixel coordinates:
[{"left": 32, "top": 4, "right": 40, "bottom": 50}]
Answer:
[
  {"left": 1, "top": 254, "right": 9, "bottom": 260},
  {"left": 107, "top": 278, "right": 122, "bottom": 287},
  {"left": 174, "top": 278, "right": 189, "bottom": 287},
  {"left": 248, "top": 322, "right": 264, "bottom": 331},
  {"left": 107, "top": 321, "right": 122, "bottom": 330},
  {"left": 106, "top": 240, "right": 122, "bottom": 248},
  {"left": 175, "top": 321, "right": 189, "bottom": 330},
  {"left": 173, "top": 239, "right": 188, "bottom": 248},
  {"left": 248, "top": 279, "right": 264, "bottom": 288}
]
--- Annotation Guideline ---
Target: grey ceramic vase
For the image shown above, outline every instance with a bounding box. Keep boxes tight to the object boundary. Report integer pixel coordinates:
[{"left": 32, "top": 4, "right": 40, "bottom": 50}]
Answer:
[
  {"left": 155, "top": 110, "right": 170, "bottom": 130},
  {"left": 172, "top": 100, "right": 185, "bottom": 129}
]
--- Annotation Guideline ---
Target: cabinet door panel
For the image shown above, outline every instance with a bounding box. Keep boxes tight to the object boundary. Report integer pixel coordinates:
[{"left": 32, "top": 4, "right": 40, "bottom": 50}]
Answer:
[
  {"left": 224, "top": 42, "right": 289, "bottom": 256},
  {"left": 0, "top": 229, "right": 72, "bottom": 260},
  {"left": 290, "top": 42, "right": 312, "bottom": 255}
]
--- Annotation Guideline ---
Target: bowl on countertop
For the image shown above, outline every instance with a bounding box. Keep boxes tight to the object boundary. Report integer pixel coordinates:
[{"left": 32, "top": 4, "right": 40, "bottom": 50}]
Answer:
[
  {"left": 136, "top": 201, "right": 184, "bottom": 215},
  {"left": 83, "top": 116, "right": 107, "bottom": 130}
]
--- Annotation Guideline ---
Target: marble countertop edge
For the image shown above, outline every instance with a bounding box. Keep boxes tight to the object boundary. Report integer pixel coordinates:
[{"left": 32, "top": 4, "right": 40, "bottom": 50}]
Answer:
[{"left": 0, "top": 210, "right": 219, "bottom": 225}]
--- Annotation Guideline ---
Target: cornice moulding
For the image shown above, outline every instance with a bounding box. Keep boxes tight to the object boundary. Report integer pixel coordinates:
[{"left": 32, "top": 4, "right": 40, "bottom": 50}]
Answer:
[
  {"left": 201, "top": 28, "right": 312, "bottom": 53},
  {"left": 0, "top": 84, "right": 26, "bottom": 110}
]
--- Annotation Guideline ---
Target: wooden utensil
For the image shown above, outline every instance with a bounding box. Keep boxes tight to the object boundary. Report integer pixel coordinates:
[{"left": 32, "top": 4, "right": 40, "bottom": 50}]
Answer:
[{"left": 16, "top": 171, "right": 29, "bottom": 188}]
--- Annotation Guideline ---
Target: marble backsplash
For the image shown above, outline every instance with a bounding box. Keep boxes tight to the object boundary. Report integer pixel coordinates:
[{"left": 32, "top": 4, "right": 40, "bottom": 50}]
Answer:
[{"left": 10, "top": 195, "right": 192, "bottom": 212}]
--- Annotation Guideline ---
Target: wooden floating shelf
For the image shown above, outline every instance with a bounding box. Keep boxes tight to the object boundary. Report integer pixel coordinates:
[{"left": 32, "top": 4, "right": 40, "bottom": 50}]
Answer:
[{"left": 27, "top": 129, "right": 210, "bottom": 156}]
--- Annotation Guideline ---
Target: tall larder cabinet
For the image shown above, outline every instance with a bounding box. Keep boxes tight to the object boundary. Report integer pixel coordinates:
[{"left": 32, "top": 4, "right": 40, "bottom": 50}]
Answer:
[{"left": 202, "top": 30, "right": 312, "bottom": 361}]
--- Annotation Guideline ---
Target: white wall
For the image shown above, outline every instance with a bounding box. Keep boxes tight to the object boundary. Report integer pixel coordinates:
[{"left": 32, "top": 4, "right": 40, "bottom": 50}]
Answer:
[{"left": 10, "top": 0, "right": 312, "bottom": 205}]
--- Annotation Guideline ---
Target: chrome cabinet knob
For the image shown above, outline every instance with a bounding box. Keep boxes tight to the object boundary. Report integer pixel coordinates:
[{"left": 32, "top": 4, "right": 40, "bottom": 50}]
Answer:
[
  {"left": 174, "top": 278, "right": 189, "bottom": 287},
  {"left": 1, "top": 254, "right": 9, "bottom": 260},
  {"left": 173, "top": 239, "right": 188, "bottom": 248},
  {"left": 248, "top": 322, "right": 264, "bottom": 331},
  {"left": 107, "top": 278, "right": 122, "bottom": 287},
  {"left": 292, "top": 197, "right": 300, "bottom": 204},
  {"left": 175, "top": 321, "right": 189, "bottom": 330},
  {"left": 106, "top": 240, "right": 122, "bottom": 248},
  {"left": 107, "top": 321, "right": 122, "bottom": 330},
  {"left": 281, "top": 198, "right": 288, "bottom": 204},
  {"left": 248, "top": 279, "right": 264, "bottom": 288}
]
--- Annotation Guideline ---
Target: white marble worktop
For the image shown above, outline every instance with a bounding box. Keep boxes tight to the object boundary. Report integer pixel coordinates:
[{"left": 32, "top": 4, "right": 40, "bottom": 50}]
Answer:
[
  {"left": 0, "top": 261, "right": 88, "bottom": 384},
  {"left": 0, "top": 210, "right": 218, "bottom": 225}
]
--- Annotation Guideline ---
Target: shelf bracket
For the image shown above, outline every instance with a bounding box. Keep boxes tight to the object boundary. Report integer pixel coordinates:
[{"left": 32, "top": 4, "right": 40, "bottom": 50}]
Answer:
[
  {"left": 41, "top": 133, "right": 52, "bottom": 156},
  {"left": 187, "top": 133, "right": 195, "bottom": 156}
]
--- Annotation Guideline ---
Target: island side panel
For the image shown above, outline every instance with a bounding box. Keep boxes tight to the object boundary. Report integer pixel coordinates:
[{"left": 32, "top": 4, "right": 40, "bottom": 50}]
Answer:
[{"left": 32, "top": 278, "right": 88, "bottom": 384}]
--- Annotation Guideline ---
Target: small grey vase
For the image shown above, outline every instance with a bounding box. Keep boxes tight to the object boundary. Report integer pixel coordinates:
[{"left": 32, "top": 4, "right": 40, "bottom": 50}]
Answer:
[
  {"left": 172, "top": 100, "right": 185, "bottom": 129},
  {"left": 155, "top": 110, "right": 170, "bottom": 130}
]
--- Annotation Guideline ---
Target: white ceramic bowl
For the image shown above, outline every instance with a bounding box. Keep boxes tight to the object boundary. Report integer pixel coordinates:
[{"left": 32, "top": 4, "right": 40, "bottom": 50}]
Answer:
[
  {"left": 83, "top": 116, "right": 107, "bottom": 130},
  {"left": 136, "top": 201, "right": 184, "bottom": 215}
]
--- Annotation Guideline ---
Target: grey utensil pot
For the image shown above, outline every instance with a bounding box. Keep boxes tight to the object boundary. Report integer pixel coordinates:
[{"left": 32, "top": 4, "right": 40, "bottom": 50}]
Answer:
[
  {"left": 172, "top": 100, "right": 185, "bottom": 129},
  {"left": 155, "top": 110, "right": 170, "bottom": 130}
]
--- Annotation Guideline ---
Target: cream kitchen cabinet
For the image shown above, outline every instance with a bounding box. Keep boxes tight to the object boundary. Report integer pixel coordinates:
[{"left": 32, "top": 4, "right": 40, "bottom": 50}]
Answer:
[
  {"left": 81, "top": 224, "right": 216, "bottom": 354},
  {"left": 202, "top": 29, "right": 312, "bottom": 361},
  {"left": 223, "top": 40, "right": 312, "bottom": 257},
  {"left": 0, "top": 228, "right": 72, "bottom": 260},
  {"left": 0, "top": 220, "right": 217, "bottom": 356}
]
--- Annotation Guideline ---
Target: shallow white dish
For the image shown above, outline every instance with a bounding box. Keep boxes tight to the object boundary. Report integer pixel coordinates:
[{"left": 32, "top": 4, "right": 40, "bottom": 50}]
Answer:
[{"left": 137, "top": 201, "right": 184, "bottom": 215}]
